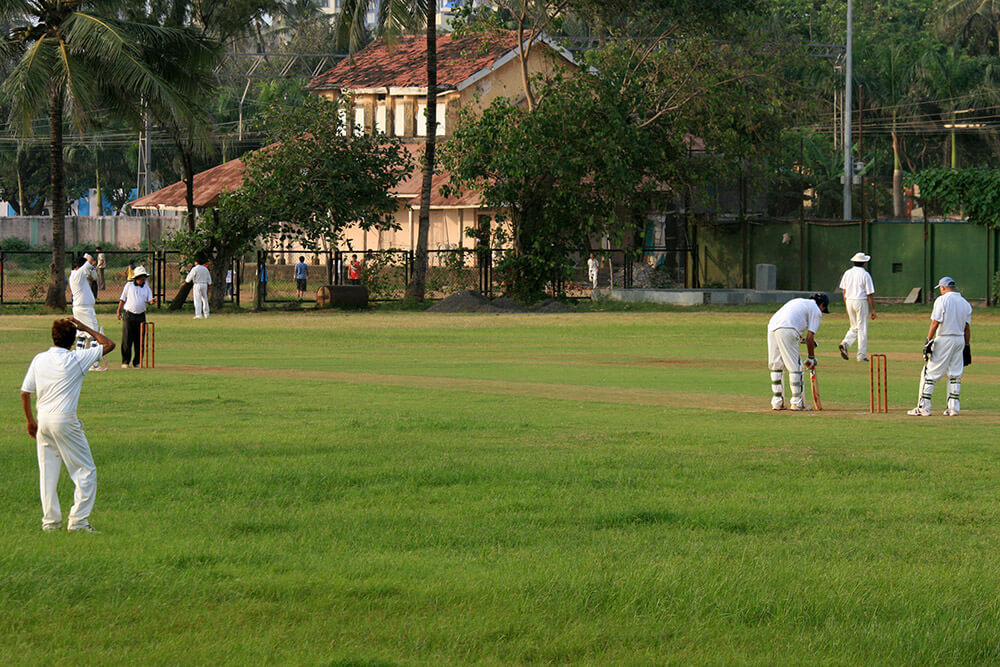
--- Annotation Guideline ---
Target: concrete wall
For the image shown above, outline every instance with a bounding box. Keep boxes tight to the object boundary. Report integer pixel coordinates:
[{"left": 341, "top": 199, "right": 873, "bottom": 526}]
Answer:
[{"left": 0, "top": 216, "right": 182, "bottom": 249}]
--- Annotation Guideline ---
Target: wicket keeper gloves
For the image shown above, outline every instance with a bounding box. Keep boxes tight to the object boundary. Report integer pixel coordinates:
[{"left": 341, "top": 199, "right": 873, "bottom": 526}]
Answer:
[
  {"left": 923, "top": 338, "right": 934, "bottom": 360},
  {"left": 963, "top": 344, "right": 972, "bottom": 366}
]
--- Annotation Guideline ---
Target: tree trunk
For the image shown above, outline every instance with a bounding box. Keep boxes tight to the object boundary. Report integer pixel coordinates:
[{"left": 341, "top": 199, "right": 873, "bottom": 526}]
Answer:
[
  {"left": 517, "top": 23, "right": 536, "bottom": 111},
  {"left": 169, "top": 281, "right": 193, "bottom": 311},
  {"left": 46, "top": 87, "right": 67, "bottom": 311},
  {"left": 183, "top": 148, "right": 196, "bottom": 231},
  {"left": 891, "top": 129, "right": 904, "bottom": 218},
  {"left": 208, "top": 250, "right": 231, "bottom": 311},
  {"left": 404, "top": 2, "right": 437, "bottom": 303}
]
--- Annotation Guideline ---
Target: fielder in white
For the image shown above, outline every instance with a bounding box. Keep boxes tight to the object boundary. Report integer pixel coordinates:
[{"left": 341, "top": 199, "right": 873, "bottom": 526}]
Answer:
[
  {"left": 185, "top": 258, "right": 212, "bottom": 319},
  {"left": 837, "top": 252, "right": 876, "bottom": 362},
  {"left": 20, "top": 318, "right": 115, "bottom": 532},
  {"left": 908, "top": 277, "right": 972, "bottom": 417},
  {"left": 767, "top": 293, "right": 829, "bottom": 410}
]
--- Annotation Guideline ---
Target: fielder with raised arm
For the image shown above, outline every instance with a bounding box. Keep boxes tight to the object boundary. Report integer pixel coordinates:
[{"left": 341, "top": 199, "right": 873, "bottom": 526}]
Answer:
[
  {"left": 838, "top": 252, "right": 876, "bottom": 362},
  {"left": 20, "top": 318, "right": 115, "bottom": 532},
  {"left": 908, "top": 277, "right": 972, "bottom": 417},
  {"left": 767, "top": 293, "right": 829, "bottom": 411}
]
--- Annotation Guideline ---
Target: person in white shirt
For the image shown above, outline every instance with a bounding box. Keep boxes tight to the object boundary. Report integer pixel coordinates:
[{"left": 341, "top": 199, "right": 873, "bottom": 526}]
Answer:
[
  {"left": 908, "top": 277, "right": 973, "bottom": 417},
  {"left": 116, "top": 267, "right": 155, "bottom": 368},
  {"left": 837, "top": 252, "right": 877, "bottom": 362},
  {"left": 20, "top": 317, "right": 115, "bottom": 532},
  {"left": 767, "top": 293, "right": 829, "bottom": 411},
  {"left": 69, "top": 254, "right": 105, "bottom": 370},
  {"left": 587, "top": 253, "right": 600, "bottom": 289},
  {"left": 225, "top": 268, "right": 234, "bottom": 299},
  {"left": 185, "top": 258, "right": 212, "bottom": 319}
]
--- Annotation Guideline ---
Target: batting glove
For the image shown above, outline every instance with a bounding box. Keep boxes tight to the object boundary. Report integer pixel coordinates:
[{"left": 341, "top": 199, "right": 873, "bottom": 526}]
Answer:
[
  {"left": 923, "top": 338, "right": 934, "bottom": 360},
  {"left": 804, "top": 357, "right": 817, "bottom": 370}
]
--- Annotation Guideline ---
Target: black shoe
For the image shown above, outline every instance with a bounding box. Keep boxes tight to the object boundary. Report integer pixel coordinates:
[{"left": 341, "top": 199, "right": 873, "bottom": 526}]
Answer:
[{"left": 839, "top": 344, "right": 849, "bottom": 360}]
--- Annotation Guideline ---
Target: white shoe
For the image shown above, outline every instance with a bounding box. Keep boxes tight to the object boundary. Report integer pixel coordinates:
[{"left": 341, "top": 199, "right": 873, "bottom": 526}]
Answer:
[
  {"left": 771, "top": 403, "right": 785, "bottom": 411},
  {"left": 790, "top": 404, "right": 812, "bottom": 411},
  {"left": 42, "top": 523, "right": 61, "bottom": 532},
  {"left": 907, "top": 407, "right": 931, "bottom": 417},
  {"left": 943, "top": 408, "right": 959, "bottom": 416},
  {"left": 68, "top": 524, "right": 100, "bottom": 533},
  {"left": 857, "top": 354, "right": 869, "bottom": 362},
  {"left": 121, "top": 363, "right": 129, "bottom": 369}
]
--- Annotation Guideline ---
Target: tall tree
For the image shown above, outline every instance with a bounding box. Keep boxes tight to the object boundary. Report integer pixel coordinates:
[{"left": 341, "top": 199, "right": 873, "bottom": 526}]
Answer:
[
  {"left": 1, "top": 0, "right": 218, "bottom": 310},
  {"left": 336, "top": 0, "right": 437, "bottom": 302}
]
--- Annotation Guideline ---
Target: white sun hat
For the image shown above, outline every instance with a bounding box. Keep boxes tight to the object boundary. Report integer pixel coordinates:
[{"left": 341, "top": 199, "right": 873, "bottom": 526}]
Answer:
[
  {"left": 850, "top": 252, "right": 871, "bottom": 263},
  {"left": 133, "top": 267, "right": 149, "bottom": 279}
]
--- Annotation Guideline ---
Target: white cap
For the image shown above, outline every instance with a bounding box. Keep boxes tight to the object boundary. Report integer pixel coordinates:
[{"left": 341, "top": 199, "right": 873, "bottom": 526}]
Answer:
[
  {"left": 850, "top": 252, "right": 871, "bottom": 263},
  {"left": 83, "top": 253, "right": 93, "bottom": 261},
  {"left": 133, "top": 267, "right": 149, "bottom": 279},
  {"left": 936, "top": 276, "right": 956, "bottom": 288}
]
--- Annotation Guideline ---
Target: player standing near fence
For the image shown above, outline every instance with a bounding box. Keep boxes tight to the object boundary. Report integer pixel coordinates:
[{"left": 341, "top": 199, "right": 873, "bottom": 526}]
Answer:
[
  {"left": 117, "top": 267, "right": 155, "bottom": 368},
  {"left": 185, "top": 258, "right": 212, "bottom": 319},
  {"left": 907, "top": 277, "right": 972, "bottom": 417},
  {"left": 766, "top": 293, "right": 829, "bottom": 411},
  {"left": 20, "top": 318, "right": 115, "bottom": 532},
  {"left": 837, "top": 252, "right": 876, "bottom": 363}
]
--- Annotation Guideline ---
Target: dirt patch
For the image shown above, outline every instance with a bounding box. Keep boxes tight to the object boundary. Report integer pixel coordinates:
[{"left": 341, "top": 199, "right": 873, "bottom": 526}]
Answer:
[
  {"left": 491, "top": 297, "right": 531, "bottom": 313},
  {"left": 531, "top": 298, "right": 576, "bottom": 313},
  {"left": 427, "top": 290, "right": 500, "bottom": 313}
]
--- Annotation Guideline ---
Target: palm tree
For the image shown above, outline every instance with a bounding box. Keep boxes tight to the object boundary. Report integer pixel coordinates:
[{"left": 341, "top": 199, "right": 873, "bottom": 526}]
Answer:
[
  {"left": 336, "top": 0, "right": 437, "bottom": 302},
  {"left": 0, "top": 1, "right": 218, "bottom": 310},
  {"left": 938, "top": 0, "right": 1000, "bottom": 56},
  {"left": 857, "top": 39, "right": 920, "bottom": 218}
]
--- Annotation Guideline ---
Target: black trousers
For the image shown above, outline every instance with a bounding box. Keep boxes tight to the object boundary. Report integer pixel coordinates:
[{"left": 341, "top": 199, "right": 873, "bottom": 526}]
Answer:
[{"left": 121, "top": 311, "right": 146, "bottom": 366}]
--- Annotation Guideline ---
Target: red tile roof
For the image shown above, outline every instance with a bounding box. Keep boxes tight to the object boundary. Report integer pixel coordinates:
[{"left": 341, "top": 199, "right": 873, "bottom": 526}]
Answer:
[
  {"left": 130, "top": 157, "right": 246, "bottom": 210},
  {"left": 308, "top": 31, "right": 522, "bottom": 92}
]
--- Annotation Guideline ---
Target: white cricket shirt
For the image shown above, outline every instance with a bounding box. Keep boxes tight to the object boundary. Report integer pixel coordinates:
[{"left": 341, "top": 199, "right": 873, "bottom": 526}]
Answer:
[
  {"left": 22, "top": 346, "right": 104, "bottom": 418},
  {"left": 120, "top": 282, "right": 154, "bottom": 314},
  {"left": 931, "top": 291, "right": 972, "bottom": 336},
  {"left": 838, "top": 266, "right": 875, "bottom": 300},
  {"left": 185, "top": 264, "right": 212, "bottom": 285},
  {"left": 587, "top": 258, "right": 599, "bottom": 272},
  {"left": 70, "top": 264, "right": 97, "bottom": 307},
  {"left": 768, "top": 298, "right": 822, "bottom": 335}
]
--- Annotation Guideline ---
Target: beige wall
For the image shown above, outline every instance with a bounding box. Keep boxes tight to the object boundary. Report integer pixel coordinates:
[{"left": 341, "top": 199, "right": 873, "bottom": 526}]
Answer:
[{"left": 337, "top": 206, "right": 475, "bottom": 253}]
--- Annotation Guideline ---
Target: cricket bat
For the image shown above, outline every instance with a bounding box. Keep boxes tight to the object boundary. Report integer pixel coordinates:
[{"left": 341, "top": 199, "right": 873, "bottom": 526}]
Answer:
[{"left": 809, "top": 368, "right": 823, "bottom": 410}]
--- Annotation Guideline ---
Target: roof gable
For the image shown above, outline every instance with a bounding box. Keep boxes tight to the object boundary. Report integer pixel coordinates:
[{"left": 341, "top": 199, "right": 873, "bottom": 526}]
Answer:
[{"left": 308, "top": 31, "right": 575, "bottom": 93}]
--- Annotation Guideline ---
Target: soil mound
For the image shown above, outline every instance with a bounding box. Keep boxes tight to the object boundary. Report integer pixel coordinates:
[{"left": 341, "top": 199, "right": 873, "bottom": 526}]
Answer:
[
  {"left": 531, "top": 298, "right": 576, "bottom": 313},
  {"left": 428, "top": 290, "right": 500, "bottom": 313},
  {"left": 491, "top": 297, "right": 531, "bottom": 313}
]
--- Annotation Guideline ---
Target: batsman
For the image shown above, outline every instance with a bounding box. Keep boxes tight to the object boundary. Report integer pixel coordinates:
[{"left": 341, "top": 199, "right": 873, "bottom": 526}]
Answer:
[
  {"left": 766, "top": 293, "right": 829, "bottom": 411},
  {"left": 907, "top": 277, "right": 972, "bottom": 417}
]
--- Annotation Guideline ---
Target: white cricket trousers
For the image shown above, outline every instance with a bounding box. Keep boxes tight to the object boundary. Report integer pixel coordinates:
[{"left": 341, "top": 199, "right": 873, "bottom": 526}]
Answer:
[
  {"left": 193, "top": 283, "right": 210, "bottom": 318},
  {"left": 767, "top": 327, "right": 805, "bottom": 408},
  {"left": 918, "top": 335, "right": 966, "bottom": 412},
  {"left": 841, "top": 298, "right": 870, "bottom": 358},
  {"left": 36, "top": 416, "right": 97, "bottom": 530}
]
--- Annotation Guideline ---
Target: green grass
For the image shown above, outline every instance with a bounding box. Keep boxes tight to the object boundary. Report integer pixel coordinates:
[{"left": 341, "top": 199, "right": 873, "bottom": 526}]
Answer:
[{"left": 2, "top": 308, "right": 999, "bottom": 663}]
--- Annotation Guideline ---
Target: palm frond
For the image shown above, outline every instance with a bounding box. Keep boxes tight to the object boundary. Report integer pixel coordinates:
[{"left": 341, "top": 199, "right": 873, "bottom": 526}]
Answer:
[{"left": 2, "top": 35, "right": 60, "bottom": 134}]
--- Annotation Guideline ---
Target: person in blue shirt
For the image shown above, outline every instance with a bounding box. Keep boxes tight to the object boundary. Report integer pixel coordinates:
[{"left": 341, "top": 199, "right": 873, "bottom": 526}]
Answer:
[{"left": 294, "top": 256, "right": 308, "bottom": 299}]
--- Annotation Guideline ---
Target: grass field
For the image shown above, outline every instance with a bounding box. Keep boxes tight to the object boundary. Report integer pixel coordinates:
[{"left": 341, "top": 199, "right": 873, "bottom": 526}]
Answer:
[{"left": 2, "top": 306, "right": 1000, "bottom": 663}]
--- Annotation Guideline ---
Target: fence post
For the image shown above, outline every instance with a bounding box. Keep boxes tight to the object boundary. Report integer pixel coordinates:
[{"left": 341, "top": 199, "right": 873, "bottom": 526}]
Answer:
[
  {"left": 233, "top": 257, "right": 241, "bottom": 308},
  {"left": 0, "top": 253, "right": 4, "bottom": 303},
  {"left": 326, "top": 250, "right": 333, "bottom": 286}
]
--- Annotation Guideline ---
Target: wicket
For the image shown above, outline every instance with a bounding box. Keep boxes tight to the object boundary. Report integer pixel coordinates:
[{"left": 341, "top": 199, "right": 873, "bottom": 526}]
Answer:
[
  {"left": 869, "top": 353, "right": 887, "bottom": 413},
  {"left": 140, "top": 322, "right": 156, "bottom": 368}
]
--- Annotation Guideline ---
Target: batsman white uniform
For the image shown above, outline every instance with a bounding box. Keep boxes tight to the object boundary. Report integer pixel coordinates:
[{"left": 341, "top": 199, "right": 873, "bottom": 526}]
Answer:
[
  {"left": 914, "top": 290, "right": 972, "bottom": 415},
  {"left": 186, "top": 263, "right": 212, "bottom": 319},
  {"left": 839, "top": 265, "right": 875, "bottom": 361},
  {"left": 21, "top": 344, "right": 104, "bottom": 531},
  {"left": 767, "top": 298, "right": 823, "bottom": 410},
  {"left": 587, "top": 257, "right": 599, "bottom": 288}
]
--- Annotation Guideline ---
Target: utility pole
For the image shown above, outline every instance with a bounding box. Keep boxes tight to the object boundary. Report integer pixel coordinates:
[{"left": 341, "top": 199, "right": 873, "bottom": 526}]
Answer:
[
  {"left": 136, "top": 107, "right": 152, "bottom": 200},
  {"left": 842, "top": 0, "right": 853, "bottom": 220}
]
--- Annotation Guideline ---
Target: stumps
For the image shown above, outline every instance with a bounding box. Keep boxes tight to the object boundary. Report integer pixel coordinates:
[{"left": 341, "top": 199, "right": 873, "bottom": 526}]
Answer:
[{"left": 869, "top": 354, "right": 887, "bottom": 413}]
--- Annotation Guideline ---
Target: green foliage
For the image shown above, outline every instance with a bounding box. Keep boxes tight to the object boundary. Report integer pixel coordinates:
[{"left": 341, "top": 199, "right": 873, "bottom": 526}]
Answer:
[
  {"left": 993, "top": 270, "right": 1000, "bottom": 303},
  {"left": 909, "top": 167, "right": 1000, "bottom": 227}
]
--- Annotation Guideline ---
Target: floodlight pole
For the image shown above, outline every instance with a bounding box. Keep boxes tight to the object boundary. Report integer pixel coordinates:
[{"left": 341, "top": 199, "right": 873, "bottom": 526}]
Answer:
[{"left": 842, "top": 0, "right": 853, "bottom": 220}]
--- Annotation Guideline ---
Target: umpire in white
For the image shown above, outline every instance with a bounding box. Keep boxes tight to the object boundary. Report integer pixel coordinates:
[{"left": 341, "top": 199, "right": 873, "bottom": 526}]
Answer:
[
  {"left": 20, "top": 318, "right": 115, "bottom": 532},
  {"left": 908, "top": 277, "right": 972, "bottom": 417},
  {"left": 837, "top": 252, "right": 876, "bottom": 362}
]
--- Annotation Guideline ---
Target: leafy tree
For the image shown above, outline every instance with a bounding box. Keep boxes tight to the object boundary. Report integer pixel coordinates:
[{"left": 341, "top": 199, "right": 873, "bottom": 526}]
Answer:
[
  {"left": 911, "top": 167, "right": 1000, "bottom": 227},
  {"left": 0, "top": 0, "right": 218, "bottom": 310},
  {"left": 171, "top": 96, "right": 412, "bottom": 310},
  {"left": 336, "top": 0, "right": 438, "bottom": 303}
]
